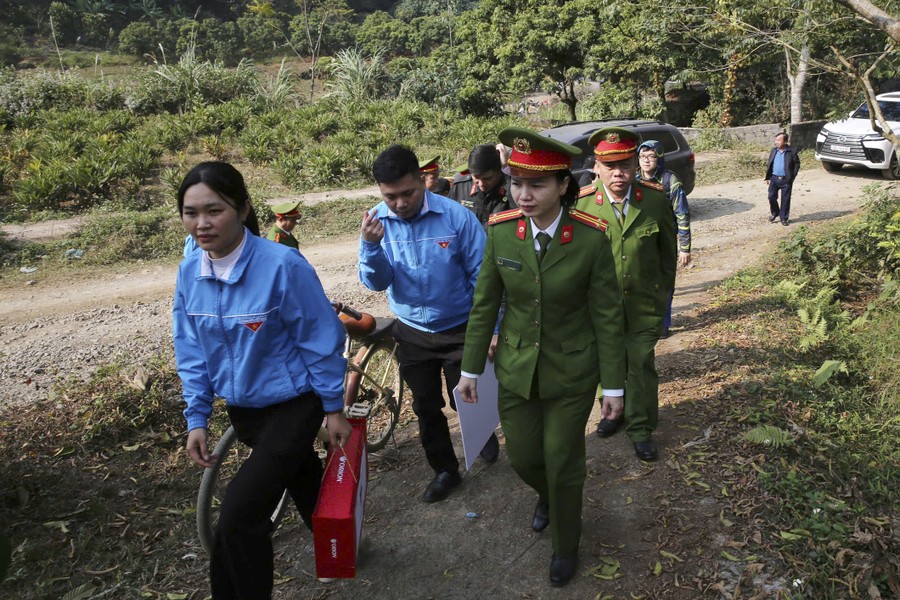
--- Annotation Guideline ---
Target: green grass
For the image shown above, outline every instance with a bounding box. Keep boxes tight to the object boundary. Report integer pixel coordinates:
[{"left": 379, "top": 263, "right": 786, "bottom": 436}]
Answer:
[{"left": 693, "top": 187, "right": 900, "bottom": 596}]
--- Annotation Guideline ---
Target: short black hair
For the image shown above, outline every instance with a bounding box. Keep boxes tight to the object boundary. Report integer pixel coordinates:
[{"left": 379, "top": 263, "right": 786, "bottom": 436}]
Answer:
[
  {"left": 776, "top": 131, "right": 789, "bottom": 142},
  {"left": 177, "top": 161, "right": 260, "bottom": 236},
  {"left": 373, "top": 144, "right": 420, "bottom": 184},
  {"left": 468, "top": 144, "right": 502, "bottom": 174}
]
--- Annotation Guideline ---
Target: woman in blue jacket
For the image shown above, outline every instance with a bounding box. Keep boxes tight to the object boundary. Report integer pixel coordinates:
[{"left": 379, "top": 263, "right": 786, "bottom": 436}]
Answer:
[{"left": 173, "top": 161, "right": 351, "bottom": 599}]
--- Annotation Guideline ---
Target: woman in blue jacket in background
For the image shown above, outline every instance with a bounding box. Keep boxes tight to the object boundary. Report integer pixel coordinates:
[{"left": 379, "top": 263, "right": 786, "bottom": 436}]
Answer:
[{"left": 173, "top": 161, "right": 351, "bottom": 599}]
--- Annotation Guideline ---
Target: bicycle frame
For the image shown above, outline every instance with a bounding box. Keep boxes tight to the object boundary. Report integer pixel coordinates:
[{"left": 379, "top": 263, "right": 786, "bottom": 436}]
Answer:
[{"left": 342, "top": 332, "right": 399, "bottom": 407}]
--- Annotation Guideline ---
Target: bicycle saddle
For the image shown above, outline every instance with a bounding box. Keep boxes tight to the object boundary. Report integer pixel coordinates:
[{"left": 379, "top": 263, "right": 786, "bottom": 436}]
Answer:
[{"left": 339, "top": 312, "right": 377, "bottom": 336}]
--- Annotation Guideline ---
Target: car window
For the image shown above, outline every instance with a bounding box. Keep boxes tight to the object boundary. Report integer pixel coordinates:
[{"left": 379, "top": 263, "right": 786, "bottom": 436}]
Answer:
[
  {"left": 639, "top": 130, "right": 680, "bottom": 153},
  {"left": 851, "top": 100, "right": 900, "bottom": 122}
]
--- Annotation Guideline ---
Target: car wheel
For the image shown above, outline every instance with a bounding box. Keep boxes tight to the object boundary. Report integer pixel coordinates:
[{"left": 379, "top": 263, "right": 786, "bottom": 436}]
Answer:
[
  {"left": 821, "top": 161, "right": 843, "bottom": 173},
  {"left": 882, "top": 153, "right": 900, "bottom": 180}
]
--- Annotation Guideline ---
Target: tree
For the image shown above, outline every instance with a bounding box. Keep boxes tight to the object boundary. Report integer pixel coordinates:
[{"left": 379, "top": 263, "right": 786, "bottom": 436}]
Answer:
[
  {"left": 456, "top": 0, "right": 599, "bottom": 121},
  {"left": 292, "top": 0, "right": 353, "bottom": 100},
  {"left": 832, "top": 0, "right": 900, "bottom": 42}
]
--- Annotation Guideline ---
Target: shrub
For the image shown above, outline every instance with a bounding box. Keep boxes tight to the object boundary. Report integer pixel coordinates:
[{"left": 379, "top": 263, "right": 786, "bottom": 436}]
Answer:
[
  {"left": 326, "top": 47, "right": 387, "bottom": 103},
  {"left": 117, "top": 21, "right": 163, "bottom": 61},
  {"left": 67, "top": 208, "right": 184, "bottom": 264}
]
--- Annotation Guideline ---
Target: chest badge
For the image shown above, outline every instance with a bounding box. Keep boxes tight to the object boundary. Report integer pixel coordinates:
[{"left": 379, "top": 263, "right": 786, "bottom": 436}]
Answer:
[
  {"left": 243, "top": 321, "right": 264, "bottom": 332},
  {"left": 436, "top": 240, "right": 451, "bottom": 249},
  {"left": 561, "top": 225, "right": 573, "bottom": 245}
]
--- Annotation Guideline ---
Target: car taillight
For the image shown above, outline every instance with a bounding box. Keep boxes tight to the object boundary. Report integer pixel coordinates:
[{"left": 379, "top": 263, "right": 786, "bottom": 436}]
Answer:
[{"left": 689, "top": 151, "right": 695, "bottom": 164}]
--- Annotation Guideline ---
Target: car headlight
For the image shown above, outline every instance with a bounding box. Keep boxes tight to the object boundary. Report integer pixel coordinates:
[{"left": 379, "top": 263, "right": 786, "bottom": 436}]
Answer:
[
  {"left": 863, "top": 133, "right": 885, "bottom": 141},
  {"left": 819, "top": 128, "right": 831, "bottom": 136}
]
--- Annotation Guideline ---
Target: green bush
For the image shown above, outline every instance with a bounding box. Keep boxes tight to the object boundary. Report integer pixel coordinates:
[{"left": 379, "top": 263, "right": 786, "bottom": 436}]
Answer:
[{"left": 67, "top": 208, "right": 184, "bottom": 264}]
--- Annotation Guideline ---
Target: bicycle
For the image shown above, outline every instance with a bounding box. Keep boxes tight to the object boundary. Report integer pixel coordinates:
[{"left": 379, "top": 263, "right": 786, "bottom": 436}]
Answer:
[{"left": 195, "top": 302, "right": 404, "bottom": 555}]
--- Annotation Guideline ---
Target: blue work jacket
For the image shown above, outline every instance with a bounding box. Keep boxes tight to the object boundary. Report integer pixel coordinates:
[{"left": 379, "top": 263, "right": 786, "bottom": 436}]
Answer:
[
  {"left": 173, "top": 231, "right": 346, "bottom": 432},
  {"left": 358, "top": 190, "right": 486, "bottom": 333}
]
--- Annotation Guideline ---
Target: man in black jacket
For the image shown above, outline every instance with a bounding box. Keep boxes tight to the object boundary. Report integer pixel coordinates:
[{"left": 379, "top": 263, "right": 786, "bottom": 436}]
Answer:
[
  {"left": 765, "top": 132, "right": 801, "bottom": 226},
  {"left": 448, "top": 144, "right": 515, "bottom": 229}
]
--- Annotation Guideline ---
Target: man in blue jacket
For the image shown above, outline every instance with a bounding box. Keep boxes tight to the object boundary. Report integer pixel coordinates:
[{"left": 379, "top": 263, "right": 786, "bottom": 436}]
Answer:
[
  {"left": 765, "top": 132, "right": 801, "bottom": 226},
  {"left": 359, "top": 144, "right": 495, "bottom": 502}
]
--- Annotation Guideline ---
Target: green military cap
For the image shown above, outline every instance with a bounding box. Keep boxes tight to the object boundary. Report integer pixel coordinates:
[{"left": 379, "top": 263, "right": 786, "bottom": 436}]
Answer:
[
  {"left": 419, "top": 156, "right": 440, "bottom": 173},
  {"left": 588, "top": 126, "right": 639, "bottom": 161},
  {"left": 498, "top": 126, "right": 581, "bottom": 178},
  {"left": 453, "top": 162, "right": 470, "bottom": 176},
  {"left": 271, "top": 201, "right": 301, "bottom": 217}
]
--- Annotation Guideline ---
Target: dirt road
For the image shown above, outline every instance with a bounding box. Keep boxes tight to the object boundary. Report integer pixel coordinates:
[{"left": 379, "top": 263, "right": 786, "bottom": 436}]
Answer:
[{"left": 0, "top": 165, "right": 883, "bottom": 597}]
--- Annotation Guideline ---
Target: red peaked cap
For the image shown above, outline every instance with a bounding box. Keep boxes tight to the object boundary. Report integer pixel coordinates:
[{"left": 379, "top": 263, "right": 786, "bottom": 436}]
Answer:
[
  {"left": 589, "top": 126, "right": 639, "bottom": 162},
  {"left": 418, "top": 155, "right": 440, "bottom": 174},
  {"left": 498, "top": 126, "right": 581, "bottom": 178}
]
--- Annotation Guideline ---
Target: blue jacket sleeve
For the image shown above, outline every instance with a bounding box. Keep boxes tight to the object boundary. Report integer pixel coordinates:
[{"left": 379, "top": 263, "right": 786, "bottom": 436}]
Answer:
[
  {"left": 173, "top": 270, "right": 215, "bottom": 432},
  {"left": 358, "top": 236, "right": 394, "bottom": 292},
  {"left": 279, "top": 255, "right": 347, "bottom": 413},
  {"left": 459, "top": 210, "right": 487, "bottom": 294}
]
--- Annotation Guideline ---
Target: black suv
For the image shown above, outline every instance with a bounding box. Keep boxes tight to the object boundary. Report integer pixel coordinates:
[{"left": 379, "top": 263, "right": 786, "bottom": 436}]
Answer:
[{"left": 540, "top": 119, "right": 696, "bottom": 195}]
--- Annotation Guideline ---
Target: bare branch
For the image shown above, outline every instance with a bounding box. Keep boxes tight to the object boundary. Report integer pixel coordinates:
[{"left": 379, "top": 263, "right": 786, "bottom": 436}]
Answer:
[{"left": 832, "top": 0, "right": 900, "bottom": 44}]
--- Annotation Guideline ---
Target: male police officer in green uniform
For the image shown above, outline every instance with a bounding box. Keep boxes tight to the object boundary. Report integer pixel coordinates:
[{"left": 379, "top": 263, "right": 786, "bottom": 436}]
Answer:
[
  {"left": 419, "top": 155, "right": 452, "bottom": 196},
  {"left": 575, "top": 127, "right": 677, "bottom": 462},
  {"left": 265, "top": 201, "right": 301, "bottom": 249},
  {"left": 457, "top": 127, "right": 625, "bottom": 587}
]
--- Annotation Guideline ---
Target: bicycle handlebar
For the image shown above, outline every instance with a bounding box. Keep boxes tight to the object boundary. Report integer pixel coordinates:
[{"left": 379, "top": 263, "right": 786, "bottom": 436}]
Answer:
[{"left": 332, "top": 302, "right": 364, "bottom": 321}]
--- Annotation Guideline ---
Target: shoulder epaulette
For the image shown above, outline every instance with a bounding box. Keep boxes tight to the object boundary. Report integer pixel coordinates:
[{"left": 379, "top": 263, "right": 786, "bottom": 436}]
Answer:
[
  {"left": 639, "top": 179, "right": 664, "bottom": 192},
  {"left": 578, "top": 184, "right": 597, "bottom": 199},
  {"left": 569, "top": 209, "right": 608, "bottom": 232},
  {"left": 488, "top": 208, "right": 524, "bottom": 225}
]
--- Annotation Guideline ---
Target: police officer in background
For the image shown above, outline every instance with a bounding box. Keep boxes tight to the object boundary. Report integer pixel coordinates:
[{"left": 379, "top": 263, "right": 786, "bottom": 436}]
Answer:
[
  {"left": 419, "top": 155, "right": 452, "bottom": 196},
  {"left": 448, "top": 144, "right": 516, "bottom": 229},
  {"left": 457, "top": 127, "right": 625, "bottom": 587},
  {"left": 574, "top": 127, "right": 676, "bottom": 462},
  {"left": 265, "top": 201, "right": 301, "bottom": 250}
]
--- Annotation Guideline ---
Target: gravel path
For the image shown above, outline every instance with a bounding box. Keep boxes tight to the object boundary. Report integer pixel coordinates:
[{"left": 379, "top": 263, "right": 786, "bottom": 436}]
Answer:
[{"left": 0, "top": 165, "right": 882, "bottom": 407}]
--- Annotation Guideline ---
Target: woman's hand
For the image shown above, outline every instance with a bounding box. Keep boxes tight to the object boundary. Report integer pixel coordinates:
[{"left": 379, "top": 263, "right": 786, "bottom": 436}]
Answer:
[
  {"left": 487, "top": 334, "right": 499, "bottom": 362},
  {"left": 457, "top": 376, "right": 479, "bottom": 404},
  {"left": 326, "top": 412, "right": 354, "bottom": 448},
  {"left": 600, "top": 395, "right": 624, "bottom": 422},
  {"left": 186, "top": 428, "right": 217, "bottom": 468}
]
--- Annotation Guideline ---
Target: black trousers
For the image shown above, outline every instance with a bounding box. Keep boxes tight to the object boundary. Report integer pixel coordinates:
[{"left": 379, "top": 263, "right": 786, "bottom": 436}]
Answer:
[
  {"left": 211, "top": 394, "right": 324, "bottom": 600},
  {"left": 768, "top": 175, "right": 793, "bottom": 221},
  {"left": 393, "top": 320, "right": 466, "bottom": 475}
]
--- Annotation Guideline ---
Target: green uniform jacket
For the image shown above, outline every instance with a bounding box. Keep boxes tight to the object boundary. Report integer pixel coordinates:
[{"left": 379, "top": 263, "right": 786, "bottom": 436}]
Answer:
[
  {"left": 266, "top": 225, "right": 299, "bottom": 250},
  {"left": 575, "top": 182, "right": 677, "bottom": 331},
  {"left": 461, "top": 208, "right": 626, "bottom": 399}
]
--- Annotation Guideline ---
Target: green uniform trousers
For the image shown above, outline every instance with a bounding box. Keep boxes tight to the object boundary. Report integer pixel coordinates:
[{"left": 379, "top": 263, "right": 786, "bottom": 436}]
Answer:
[
  {"left": 498, "top": 383, "right": 595, "bottom": 556},
  {"left": 623, "top": 326, "right": 660, "bottom": 442}
]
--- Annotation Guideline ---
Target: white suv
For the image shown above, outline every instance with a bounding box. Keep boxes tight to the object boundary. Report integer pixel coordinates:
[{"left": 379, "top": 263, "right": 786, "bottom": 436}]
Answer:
[{"left": 815, "top": 92, "right": 900, "bottom": 179}]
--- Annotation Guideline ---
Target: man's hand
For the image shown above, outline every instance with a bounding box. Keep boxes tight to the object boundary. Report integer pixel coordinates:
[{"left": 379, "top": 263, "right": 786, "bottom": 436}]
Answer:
[
  {"left": 487, "top": 334, "right": 499, "bottom": 362},
  {"left": 186, "top": 428, "right": 217, "bottom": 468},
  {"left": 360, "top": 210, "right": 384, "bottom": 243},
  {"left": 764, "top": 179, "right": 770, "bottom": 185},
  {"left": 457, "top": 376, "right": 479, "bottom": 404},
  {"left": 678, "top": 251, "right": 691, "bottom": 267},
  {"left": 600, "top": 395, "right": 624, "bottom": 422},
  {"left": 326, "top": 412, "right": 354, "bottom": 448}
]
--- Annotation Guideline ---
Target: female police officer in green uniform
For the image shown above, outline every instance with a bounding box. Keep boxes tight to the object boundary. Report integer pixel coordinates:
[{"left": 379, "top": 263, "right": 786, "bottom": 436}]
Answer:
[{"left": 456, "top": 127, "right": 626, "bottom": 587}]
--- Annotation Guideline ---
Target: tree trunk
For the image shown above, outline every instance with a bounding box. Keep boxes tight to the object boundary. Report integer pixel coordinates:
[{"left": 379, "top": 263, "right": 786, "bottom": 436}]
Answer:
[
  {"left": 833, "top": 0, "right": 900, "bottom": 44},
  {"left": 788, "top": 44, "right": 810, "bottom": 124}
]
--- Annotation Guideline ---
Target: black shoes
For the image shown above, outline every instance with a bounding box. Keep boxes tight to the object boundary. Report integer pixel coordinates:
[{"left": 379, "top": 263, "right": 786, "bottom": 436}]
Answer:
[
  {"left": 549, "top": 554, "right": 577, "bottom": 587},
  {"left": 660, "top": 328, "right": 670, "bottom": 339},
  {"left": 633, "top": 439, "right": 658, "bottom": 461},
  {"left": 422, "top": 470, "right": 462, "bottom": 503},
  {"left": 595, "top": 418, "right": 623, "bottom": 438},
  {"left": 531, "top": 500, "right": 550, "bottom": 532},
  {"left": 479, "top": 432, "right": 500, "bottom": 464},
  {"left": 769, "top": 214, "right": 778, "bottom": 223},
  {"left": 781, "top": 219, "right": 789, "bottom": 226}
]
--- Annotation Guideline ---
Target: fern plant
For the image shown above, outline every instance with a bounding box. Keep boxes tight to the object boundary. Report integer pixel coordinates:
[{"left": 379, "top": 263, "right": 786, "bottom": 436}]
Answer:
[{"left": 742, "top": 425, "right": 793, "bottom": 449}]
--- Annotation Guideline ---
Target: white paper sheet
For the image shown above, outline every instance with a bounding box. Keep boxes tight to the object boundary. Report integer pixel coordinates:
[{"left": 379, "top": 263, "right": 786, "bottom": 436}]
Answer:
[{"left": 454, "top": 360, "right": 500, "bottom": 471}]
